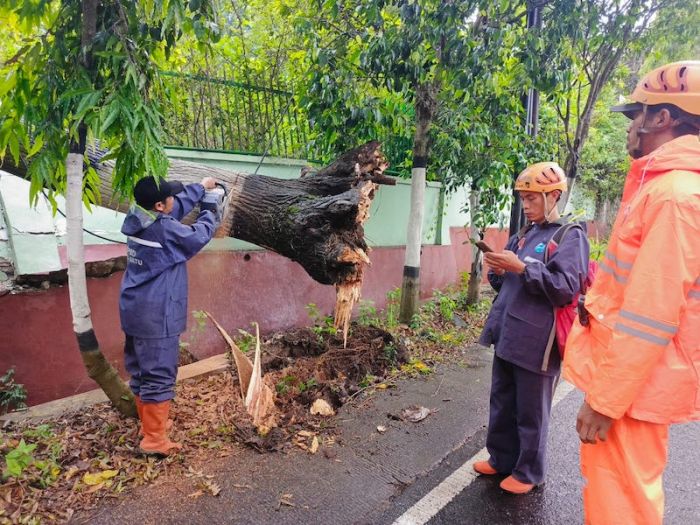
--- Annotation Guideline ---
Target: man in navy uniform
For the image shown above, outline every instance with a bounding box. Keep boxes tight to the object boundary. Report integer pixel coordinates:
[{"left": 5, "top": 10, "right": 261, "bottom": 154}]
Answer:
[{"left": 120, "top": 175, "right": 224, "bottom": 455}]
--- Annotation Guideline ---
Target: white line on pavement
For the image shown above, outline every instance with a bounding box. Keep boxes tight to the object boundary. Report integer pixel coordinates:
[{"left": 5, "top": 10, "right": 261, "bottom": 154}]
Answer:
[{"left": 393, "top": 380, "right": 576, "bottom": 525}]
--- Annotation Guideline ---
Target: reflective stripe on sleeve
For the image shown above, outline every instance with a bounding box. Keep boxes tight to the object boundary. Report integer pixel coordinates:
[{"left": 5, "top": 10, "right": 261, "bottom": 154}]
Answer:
[
  {"left": 605, "top": 251, "right": 633, "bottom": 270},
  {"left": 128, "top": 236, "right": 163, "bottom": 248},
  {"left": 599, "top": 261, "right": 628, "bottom": 284}
]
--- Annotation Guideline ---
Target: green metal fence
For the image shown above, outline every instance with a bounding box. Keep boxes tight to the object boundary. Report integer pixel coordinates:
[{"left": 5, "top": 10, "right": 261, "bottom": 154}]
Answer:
[
  {"left": 158, "top": 71, "right": 310, "bottom": 159},
  {"left": 157, "top": 70, "right": 414, "bottom": 176}
]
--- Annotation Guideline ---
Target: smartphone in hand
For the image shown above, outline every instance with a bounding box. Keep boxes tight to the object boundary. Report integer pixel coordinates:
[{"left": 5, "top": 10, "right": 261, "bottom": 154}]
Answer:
[{"left": 475, "top": 241, "right": 494, "bottom": 253}]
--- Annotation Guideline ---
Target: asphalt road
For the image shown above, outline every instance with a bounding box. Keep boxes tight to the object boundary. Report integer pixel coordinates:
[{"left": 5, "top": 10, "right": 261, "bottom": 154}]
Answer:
[{"left": 383, "top": 388, "right": 700, "bottom": 525}]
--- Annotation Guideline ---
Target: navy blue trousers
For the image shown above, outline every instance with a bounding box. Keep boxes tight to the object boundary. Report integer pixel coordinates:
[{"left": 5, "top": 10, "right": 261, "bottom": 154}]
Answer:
[
  {"left": 486, "top": 355, "right": 557, "bottom": 485},
  {"left": 124, "top": 335, "right": 179, "bottom": 403}
]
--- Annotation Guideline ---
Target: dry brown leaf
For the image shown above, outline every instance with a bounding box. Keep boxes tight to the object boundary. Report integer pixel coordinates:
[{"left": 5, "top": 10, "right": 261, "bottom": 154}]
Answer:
[
  {"left": 188, "top": 490, "right": 204, "bottom": 499},
  {"left": 309, "top": 436, "right": 319, "bottom": 454},
  {"left": 400, "top": 405, "right": 432, "bottom": 423},
  {"left": 310, "top": 399, "right": 335, "bottom": 416},
  {"left": 203, "top": 480, "right": 221, "bottom": 497}
]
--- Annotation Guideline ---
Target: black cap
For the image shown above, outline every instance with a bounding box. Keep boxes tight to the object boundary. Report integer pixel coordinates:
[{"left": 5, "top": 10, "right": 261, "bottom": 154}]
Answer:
[
  {"left": 610, "top": 102, "right": 644, "bottom": 119},
  {"left": 133, "top": 176, "right": 185, "bottom": 209}
]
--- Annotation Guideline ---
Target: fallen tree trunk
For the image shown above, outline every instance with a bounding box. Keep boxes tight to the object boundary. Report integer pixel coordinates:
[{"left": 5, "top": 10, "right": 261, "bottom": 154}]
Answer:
[
  {"left": 86, "top": 142, "right": 393, "bottom": 287},
  {"left": 5, "top": 142, "right": 394, "bottom": 339}
]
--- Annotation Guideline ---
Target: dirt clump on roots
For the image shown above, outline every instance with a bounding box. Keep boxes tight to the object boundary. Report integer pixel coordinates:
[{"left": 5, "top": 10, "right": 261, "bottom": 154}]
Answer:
[
  {"left": 231, "top": 324, "right": 408, "bottom": 447},
  {"left": 264, "top": 325, "right": 407, "bottom": 410}
]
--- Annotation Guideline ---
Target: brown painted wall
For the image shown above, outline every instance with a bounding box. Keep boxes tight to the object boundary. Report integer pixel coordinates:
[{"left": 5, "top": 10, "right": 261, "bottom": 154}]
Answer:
[{"left": 0, "top": 226, "right": 480, "bottom": 406}]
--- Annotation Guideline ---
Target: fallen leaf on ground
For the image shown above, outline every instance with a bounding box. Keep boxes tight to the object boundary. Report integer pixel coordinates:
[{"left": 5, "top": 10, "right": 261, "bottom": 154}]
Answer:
[
  {"left": 203, "top": 480, "right": 221, "bottom": 496},
  {"left": 279, "top": 494, "right": 295, "bottom": 507},
  {"left": 310, "top": 399, "right": 335, "bottom": 416},
  {"left": 309, "top": 436, "right": 319, "bottom": 454},
  {"left": 82, "top": 470, "right": 118, "bottom": 486},
  {"left": 376, "top": 425, "right": 387, "bottom": 433},
  {"left": 400, "top": 405, "right": 432, "bottom": 423},
  {"left": 188, "top": 490, "right": 204, "bottom": 499}
]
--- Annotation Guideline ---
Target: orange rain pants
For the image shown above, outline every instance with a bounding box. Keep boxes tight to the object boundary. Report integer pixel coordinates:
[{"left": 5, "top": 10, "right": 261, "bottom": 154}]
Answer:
[{"left": 580, "top": 415, "right": 669, "bottom": 525}]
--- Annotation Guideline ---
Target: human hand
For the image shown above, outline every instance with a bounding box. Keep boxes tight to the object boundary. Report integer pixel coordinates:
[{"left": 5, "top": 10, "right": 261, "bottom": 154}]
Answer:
[
  {"left": 483, "top": 250, "right": 526, "bottom": 274},
  {"left": 576, "top": 400, "right": 614, "bottom": 444},
  {"left": 200, "top": 177, "right": 217, "bottom": 190}
]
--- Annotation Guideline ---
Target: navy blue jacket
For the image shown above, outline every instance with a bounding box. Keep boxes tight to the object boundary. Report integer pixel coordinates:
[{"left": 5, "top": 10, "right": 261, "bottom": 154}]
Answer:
[
  {"left": 119, "top": 183, "right": 217, "bottom": 339},
  {"left": 479, "top": 221, "right": 590, "bottom": 376}
]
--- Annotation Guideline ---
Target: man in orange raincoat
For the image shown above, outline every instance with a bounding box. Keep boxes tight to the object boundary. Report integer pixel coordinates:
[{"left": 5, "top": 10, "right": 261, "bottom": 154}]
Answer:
[{"left": 564, "top": 60, "right": 700, "bottom": 524}]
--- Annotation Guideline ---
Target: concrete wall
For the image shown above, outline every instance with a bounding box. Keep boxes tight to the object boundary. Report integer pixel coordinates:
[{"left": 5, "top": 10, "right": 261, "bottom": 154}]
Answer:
[{"left": 0, "top": 227, "right": 479, "bottom": 406}]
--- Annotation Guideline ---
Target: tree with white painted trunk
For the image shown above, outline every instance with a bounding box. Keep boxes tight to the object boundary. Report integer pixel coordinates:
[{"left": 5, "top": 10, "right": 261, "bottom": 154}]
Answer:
[
  {"left": 400, "top": 82, "right": 439, "bottom": 323},
  {"left": 298, "top": 1, "right": 537, "bottom": 322},
  {"left": 0, "top": 0, "right": 220, "bottom": 416}
]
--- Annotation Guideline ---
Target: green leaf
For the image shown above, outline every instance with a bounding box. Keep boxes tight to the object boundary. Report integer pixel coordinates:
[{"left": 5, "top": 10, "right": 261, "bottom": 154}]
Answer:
[
  {"left": 8, "top": 134, "right": 20, "bottom": 164},
  {"left": 3, "top": 439, "right": 36, "bottom": 479}
]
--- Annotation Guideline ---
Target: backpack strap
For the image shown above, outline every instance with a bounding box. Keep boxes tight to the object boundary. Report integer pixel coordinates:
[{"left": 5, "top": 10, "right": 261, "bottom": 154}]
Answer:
[
  {"left": 543, "top": 221, "right": 584, "bottom": 264},
  {"left": 540, "top": 219, "right": 586, "bottom": 372}
]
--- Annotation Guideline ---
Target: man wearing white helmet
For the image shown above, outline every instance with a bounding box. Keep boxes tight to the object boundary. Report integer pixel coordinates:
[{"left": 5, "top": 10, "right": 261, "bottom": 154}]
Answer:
[{"left": 564, "top": 61, "right": 700, "bottom": 524}]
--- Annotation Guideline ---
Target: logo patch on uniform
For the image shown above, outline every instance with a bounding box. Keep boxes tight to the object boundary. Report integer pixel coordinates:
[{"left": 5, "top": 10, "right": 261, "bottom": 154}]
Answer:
[{"left": 535, "top": 242, "right": 546, "bottom": 254}]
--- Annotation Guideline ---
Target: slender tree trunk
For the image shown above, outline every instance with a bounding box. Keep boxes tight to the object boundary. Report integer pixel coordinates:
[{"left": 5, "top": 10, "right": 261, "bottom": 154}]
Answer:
[
  {"left": 66, "top": 151, "right": 136, "bottom": 417},
  {"left": 562, "top": 47, "right": 627, "bottom": 207},
  {"left": 399, "top": 82, "right": 439, "bottom": 323},
  {"left": 62, "top": 0, "right": 135, "bottom": 417},
  {"left": 466, "top": 191, "right": 482, "bottom": 305}
]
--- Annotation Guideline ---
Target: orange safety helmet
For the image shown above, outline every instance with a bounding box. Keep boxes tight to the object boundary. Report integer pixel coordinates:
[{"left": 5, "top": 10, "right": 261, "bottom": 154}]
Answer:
[
  {"left": 515, "top": 162, "right": 567, "bottom": 193},
  {"left": 611, "top": 60, "right": 700, "bottom": 118}
]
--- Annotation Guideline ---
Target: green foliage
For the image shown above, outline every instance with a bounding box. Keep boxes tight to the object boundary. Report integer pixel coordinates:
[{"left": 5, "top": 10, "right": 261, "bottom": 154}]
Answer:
[
  {"left": 357, "top": 300, "right": 381, "bottom": 327},
  {"left": 305, "top": 303, "right": 338, "bottom": 338},
  {"left": 400, "top": 359, "right": 432, "bottom": 376},
  {"left": 384, "top": 288, "right": 401, "bottom": 330},
  {"left": 235, "top": 328, "right": 256, "bottom": 354},
  {"left": 589, "top": 239, "right": 608, "bottom": 262},
  {"left": 576, "top": 85, "right": 630, "bottom": 214},
  {"left": 0, "top": 368, "right": 27, "bottom": 414},
  {"left": 275, "top": 375, "right": 296, "bottom": 395},
  {"left": 3, "top": 439, "right": 36, "bottom": 479},
  {"left": 433, "top": 290, "right": 457, "bottom": 322},
  {"left": 358, "top": 374, "right": 377, "bottom": 389},
  {"left": 0, "top": 0, "right": 220, "bottom": 205},
  {"left": 191, "top": 310, "right": 208, "bottom": 332},
  {"left": 275, "top": 375, "right": 317, "bottom": 394},
  {"left": 298, "top": 378, "right": 318, "bottom": 393},
  {"left": 296, "top": 0, "right": 568, "bottom": 230}
]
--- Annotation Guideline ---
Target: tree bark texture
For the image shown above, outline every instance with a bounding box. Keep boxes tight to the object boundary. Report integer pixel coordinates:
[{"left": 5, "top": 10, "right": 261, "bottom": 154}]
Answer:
[
  {"left": 466, "top": 191, "right": 482, "bottom": 306},
  {"left": 80, "top": 141, "right": 393, "bottom": 287}
]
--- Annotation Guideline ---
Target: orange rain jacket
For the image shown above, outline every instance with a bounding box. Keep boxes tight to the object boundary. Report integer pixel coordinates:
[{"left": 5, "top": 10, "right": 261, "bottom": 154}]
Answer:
[{"left": 564, "top": 134, "right": 700, "bottom": 424}]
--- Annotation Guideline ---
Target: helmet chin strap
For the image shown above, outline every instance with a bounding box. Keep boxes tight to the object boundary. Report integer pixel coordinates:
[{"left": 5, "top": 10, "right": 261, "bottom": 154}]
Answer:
[
  {"left": 542, "top": 192, "right": 559, "bottom": 224},
  {"left": 630, "top": 105, "right": 650, "bottom": 158}
]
